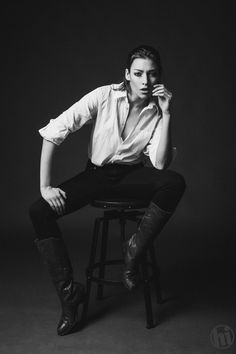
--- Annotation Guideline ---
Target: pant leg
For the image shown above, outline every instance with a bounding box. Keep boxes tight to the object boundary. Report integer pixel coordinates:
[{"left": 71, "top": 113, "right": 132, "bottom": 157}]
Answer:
[
  {"left": 105, "top": 165, "right": 186, "bottom": 212},
  {"left": 28, "top": 160, "right": 142, "bottom": 240},
  {"left": 28, "top": 162, "right": 118, "bottom": 240}
]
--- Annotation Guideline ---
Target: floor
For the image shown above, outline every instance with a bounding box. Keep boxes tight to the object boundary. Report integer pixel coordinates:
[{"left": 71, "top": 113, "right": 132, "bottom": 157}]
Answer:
[{"left": 0, "top": 219, "right": 235, "bottom": 354}]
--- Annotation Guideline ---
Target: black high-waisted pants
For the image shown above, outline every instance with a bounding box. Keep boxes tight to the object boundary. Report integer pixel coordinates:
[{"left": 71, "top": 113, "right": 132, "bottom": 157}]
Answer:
[{"left": 29, "top": 159, "right": 186, "bottom": 240}]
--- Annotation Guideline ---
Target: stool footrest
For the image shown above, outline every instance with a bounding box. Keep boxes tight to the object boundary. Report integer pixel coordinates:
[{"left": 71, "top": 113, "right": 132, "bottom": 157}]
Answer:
[
  {"left": 88, "top": 259, "right": 124, "bottom": 269},
  {"left": 90, "top": 276, "right": 123, "bottom": 286}
]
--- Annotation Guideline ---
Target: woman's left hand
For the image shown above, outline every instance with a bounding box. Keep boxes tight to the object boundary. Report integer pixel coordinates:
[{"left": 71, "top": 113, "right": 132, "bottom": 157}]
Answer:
[{"left": 152, "top": 84, "right": 172, "bottom": 113}]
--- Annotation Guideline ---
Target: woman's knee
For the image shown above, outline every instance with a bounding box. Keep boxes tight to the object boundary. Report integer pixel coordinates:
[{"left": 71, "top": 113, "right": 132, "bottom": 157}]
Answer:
[
  {"left": 151, "top": 170, "right": 186, "bottom": 211},
  {"left": 168, "top": 170, "right": 186, "bottom": 194},
  {"left": 29, "top": 198, "right": 53, "bottom": 223},
  {"left": 155, "top": 169, "right": 186, "bottom": 195}
]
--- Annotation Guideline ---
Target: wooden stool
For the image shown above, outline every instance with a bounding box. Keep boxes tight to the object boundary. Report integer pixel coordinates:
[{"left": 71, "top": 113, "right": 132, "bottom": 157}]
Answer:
[{"left": 82, "top": 198, "right": 163, "bottom": 329}]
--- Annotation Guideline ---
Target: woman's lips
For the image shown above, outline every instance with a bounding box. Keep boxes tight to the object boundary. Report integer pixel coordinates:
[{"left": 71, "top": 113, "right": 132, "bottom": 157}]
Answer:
[{"left": 140, "top": 89, "right": 150, "bottom": 94}]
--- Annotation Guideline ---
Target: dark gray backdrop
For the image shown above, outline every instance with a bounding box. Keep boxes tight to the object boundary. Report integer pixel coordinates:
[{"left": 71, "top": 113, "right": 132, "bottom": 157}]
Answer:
[{"left": 2, "top": 1, "right": 235, "bottom": 260}]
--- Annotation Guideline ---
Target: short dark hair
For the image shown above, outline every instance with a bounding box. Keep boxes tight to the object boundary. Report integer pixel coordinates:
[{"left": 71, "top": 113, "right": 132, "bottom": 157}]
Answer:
[{"left": 119, "top": 45, "right": 162, "bottom": 91}]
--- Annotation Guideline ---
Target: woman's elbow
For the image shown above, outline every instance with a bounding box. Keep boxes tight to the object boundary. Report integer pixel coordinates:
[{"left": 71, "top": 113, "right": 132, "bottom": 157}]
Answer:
[
  {"left": 152, "top": 160, "right": 165, "bottom": 170},
  {"left": 153, "top": 159, "right": 171, "bottom": 170}
]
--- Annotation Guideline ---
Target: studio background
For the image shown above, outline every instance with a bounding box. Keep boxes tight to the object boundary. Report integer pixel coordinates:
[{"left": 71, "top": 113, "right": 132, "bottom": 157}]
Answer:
[{"left": 1, "top": 1, "right": 235, "bottom": 353}]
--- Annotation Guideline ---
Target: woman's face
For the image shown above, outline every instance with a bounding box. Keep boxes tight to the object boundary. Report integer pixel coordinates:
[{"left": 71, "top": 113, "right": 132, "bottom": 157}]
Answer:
[{"left": 125, "top": 57, "right": 159, "bottom": 100}]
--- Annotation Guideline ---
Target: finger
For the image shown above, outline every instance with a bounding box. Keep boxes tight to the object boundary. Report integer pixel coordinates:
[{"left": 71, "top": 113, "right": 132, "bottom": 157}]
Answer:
[
  {"left": 58, "top": 197, "right": 66, "bottom": 212},
  {"left": 165, "top": 89, "right": 172, "bottom": 97},
  {"left": 154, "top": 87, "right": 172, "bottom": 97},
  {"left": 57, "top": 191, "right": 66, "bottom": 206},
  {"left": 55, "top": 198, "right": 65, "bottom": 215},
  {"left": 152, "top": 92, "right": 165, "bottom": 97},
  {"left": 59, "top": 197, "right": 66, "bottom": 212},
  {"left": 153, "top": 90, "right": 165, "bottom": 96},
  {"left": 55, "top": 191, "right": 66, "bottom": 212},
  {"left": 51, "top": 198, "right": 63, "bottom": 215},
  {"left": 152, "top": 88, "right": 165, "bottom": 94},
  {"left": 52, "top": 200, "right": 61, "bottom": 215},
  {"left": 152, "top": 91, "right": 164, "bottom": 97},
  {"left": 48, "top": 200, "right": 57, "bottom": 213},
  {"left": 165, "top": 92, "right": 172, "bottom": 100},
  {"left": 153, "top": 84, "right": 164, "bottom": 88},
  {"left": 48, "top": 198, "right": 63, "bottom": 216},
  {"left": 152, "top": 85, "right": 164, "bottom": 90},
  {"left": 154, "top": 89, "right": 171, "bottom": 98},
  {"left": 58, "top": 189, "right": 67, "bottom": 199},
  {"left": 56, "top": 190, "right": 66, "bottom": 206}
]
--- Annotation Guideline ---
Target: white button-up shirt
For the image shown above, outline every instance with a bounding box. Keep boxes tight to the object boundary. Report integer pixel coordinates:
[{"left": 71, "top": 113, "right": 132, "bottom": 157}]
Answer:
[{"left": 38, "top": 83, "right": 177, "bottom": 169}]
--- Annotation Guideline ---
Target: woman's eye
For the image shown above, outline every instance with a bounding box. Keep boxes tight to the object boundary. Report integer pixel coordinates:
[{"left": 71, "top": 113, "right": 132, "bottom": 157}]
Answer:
[{"left": 134, "top": 73, "right": 142, "bottom": 77}]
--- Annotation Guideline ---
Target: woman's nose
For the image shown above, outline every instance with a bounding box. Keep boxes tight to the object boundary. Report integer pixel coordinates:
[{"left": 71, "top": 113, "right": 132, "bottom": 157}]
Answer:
[{"left": 142, "top": 75, "right": 149, "bottom": 86}]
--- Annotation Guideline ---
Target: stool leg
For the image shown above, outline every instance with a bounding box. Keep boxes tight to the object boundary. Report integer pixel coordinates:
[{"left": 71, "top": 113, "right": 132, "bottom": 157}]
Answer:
[
  {"left": 141, "top": 252, "right": 155, "bottom": 329},
  {"left": 120, "top": 214, "right": 126, "bottom": 243},
  {"left": 81, "top": 217, "right": 101, "bottom": 326},
  {"left": 96, "top": 217, "right": 109, "bottom": 300},
  {"left": 149, "top": 244, "right": 163, "bottom": 304}
]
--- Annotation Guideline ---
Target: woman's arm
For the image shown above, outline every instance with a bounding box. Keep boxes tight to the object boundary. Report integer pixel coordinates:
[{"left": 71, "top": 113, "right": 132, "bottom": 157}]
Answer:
[
  {"left": 40, "top": 139, "right": 56, "bottom": 191},
  {"left": 38, "top": 86, "right": 105, "bottom": 146},
  {"left": 154, "top": 111, "right": 173, "bottom": 169},
  {"left": 40, "top": 139, "right": 67, "bottom": 215},
  {"left": 37, "top": 87, "right": 107, "bottom": 214},
  {"left": 152, "top": 84, "right": 173, "bottom": 169}
]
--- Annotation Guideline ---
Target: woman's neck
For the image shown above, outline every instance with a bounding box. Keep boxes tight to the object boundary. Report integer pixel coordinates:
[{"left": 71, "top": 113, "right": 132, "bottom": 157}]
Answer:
[{"left": 127, "top": 91, "right": 149, "bottom": 110}]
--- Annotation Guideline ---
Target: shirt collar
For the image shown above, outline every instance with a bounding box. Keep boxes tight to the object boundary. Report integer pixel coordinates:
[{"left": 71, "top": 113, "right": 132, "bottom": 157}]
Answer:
[{"left": 112, "top": 83, "right": 158, "bottom": 111}]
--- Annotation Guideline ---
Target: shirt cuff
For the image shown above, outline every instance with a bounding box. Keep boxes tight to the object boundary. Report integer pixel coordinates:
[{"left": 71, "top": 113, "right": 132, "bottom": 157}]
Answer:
[{"left": 38, "top": 119, "right": 70, "bottom": 145}]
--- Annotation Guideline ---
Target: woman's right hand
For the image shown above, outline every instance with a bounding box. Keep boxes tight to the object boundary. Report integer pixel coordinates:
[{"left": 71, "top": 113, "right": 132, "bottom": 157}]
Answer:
[{"left": 41, "top": 186, "right": 67, "bottom": 215}]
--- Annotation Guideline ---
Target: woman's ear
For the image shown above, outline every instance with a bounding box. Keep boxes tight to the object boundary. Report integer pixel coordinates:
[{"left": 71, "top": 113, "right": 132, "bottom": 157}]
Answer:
[{"left": 125, "top": 68, "right": 130, "bottom": 81}]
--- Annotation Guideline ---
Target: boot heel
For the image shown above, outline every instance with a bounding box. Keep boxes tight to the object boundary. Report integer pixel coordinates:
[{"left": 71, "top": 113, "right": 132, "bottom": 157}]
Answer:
[
  {"left": 34, "top": 237, "right": 86, "bottom": 336},
  {"left": 57, "top": 282, "right": 86, "bottom": 336}
]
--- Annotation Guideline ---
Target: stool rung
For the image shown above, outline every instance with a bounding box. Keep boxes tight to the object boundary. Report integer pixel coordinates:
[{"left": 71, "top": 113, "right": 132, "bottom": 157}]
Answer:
[
  {"left": 89, "top": 259, "right": 124, "bottom": 269},
  {"left": 90, "top": 276, "right": 123, "bottom": 286}
]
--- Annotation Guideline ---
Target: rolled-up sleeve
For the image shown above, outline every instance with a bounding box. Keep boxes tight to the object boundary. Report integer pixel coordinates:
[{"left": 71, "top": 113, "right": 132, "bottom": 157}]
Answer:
[
  {"left": 143, "top": 118, "right": 177, "bottom": 169},
  {"left": 38, "top": 86, "right": 103, "bottom": 145}
]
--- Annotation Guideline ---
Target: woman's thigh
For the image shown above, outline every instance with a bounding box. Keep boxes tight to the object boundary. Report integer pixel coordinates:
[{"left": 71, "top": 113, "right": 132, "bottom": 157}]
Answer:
[
  {"left": 29, "top": 164, "right": 120, "bottom": 221},
  {"left": 103, "top": 165, "right": 186, "bottom": 201}
]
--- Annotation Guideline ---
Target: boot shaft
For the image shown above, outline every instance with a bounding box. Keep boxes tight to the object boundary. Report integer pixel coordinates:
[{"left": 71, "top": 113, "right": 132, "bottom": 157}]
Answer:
[
  {"left": 35, "top": 237, "right": 73, "bottom": 283},
  {"left": 128, "top": 201, "right": 173, "bottom": 259}
]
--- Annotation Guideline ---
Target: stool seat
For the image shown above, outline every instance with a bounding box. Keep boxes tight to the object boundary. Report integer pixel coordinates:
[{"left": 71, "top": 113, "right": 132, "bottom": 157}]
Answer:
[{"left": 90, "top": 198, "right": 150, "bottom": 209}]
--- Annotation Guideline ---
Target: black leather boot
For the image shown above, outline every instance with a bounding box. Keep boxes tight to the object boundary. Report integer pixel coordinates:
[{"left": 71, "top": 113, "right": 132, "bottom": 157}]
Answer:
[
  {"left": 35, "top": 237, "right": 86, "bottom": 336},
  {"left": 122, "top": 201, "right": 173, "bottom": 291}
]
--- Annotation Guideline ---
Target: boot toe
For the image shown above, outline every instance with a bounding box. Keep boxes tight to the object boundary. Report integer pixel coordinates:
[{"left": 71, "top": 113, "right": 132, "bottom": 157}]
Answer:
[
  {"left": 57, "top": 314, "right": 78, "bottom": 336},
  {"left": 57, "top": 282, "right": 86, "bottom": 336}
]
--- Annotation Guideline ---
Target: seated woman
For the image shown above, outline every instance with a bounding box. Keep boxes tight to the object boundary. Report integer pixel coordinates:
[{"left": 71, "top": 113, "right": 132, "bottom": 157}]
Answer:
[{"left": 29, "top": 44, "right": 186, "bottom": 336}]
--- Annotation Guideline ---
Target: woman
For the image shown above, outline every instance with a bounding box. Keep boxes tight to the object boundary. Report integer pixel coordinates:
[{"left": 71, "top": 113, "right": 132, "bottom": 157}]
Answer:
[{"left": 29, "top": 45, "right": 186, "bottom": 336}]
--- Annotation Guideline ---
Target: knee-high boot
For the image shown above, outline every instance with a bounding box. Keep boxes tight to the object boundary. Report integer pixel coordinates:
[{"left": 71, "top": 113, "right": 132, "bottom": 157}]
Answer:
[
  {"left": 35, "top": 237, "right": 86, "bottom": 336},
  {"left": 122, "top": 201, "right": 173, "bottom": 291}
]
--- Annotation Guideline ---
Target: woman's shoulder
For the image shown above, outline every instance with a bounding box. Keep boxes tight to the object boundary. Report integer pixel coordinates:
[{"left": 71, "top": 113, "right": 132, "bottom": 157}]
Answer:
[
  {"left": 110, "top": 82, "right": 125, "bottom": 91},
  {"left": 88, "top": 82, "right": 125, "bottom": 101},
  {"left": 93, "top": 82, "right": 124, "bottom": 93}
]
